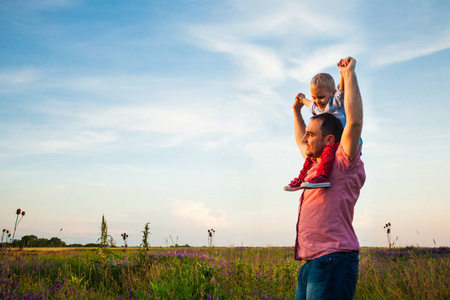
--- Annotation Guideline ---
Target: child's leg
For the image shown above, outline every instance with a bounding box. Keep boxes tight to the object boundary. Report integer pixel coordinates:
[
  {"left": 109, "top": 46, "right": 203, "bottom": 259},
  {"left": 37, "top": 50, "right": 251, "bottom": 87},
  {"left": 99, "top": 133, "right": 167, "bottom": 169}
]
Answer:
[
  {"left": 300, "top": 142, "right": 340, "bottom": 189},
  {"left": 316, "top": 142, "right": 340, "bottom": 177},
  {"left": 298, "top": 157, "right": 314, "bottom": 181}
]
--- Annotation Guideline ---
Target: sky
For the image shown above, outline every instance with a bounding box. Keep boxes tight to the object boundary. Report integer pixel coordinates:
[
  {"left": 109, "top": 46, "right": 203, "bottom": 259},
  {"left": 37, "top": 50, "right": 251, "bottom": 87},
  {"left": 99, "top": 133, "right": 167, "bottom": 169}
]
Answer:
[{"left": 1, "top": 0, "right": 450, "bottom": 248}]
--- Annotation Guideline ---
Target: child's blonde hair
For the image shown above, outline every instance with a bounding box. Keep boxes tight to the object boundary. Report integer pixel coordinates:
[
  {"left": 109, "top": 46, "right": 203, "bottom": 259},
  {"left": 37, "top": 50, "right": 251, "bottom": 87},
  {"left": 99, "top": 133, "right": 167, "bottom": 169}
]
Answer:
[{"left": 310, "top": 73, "right": 335, "bottom": 93}]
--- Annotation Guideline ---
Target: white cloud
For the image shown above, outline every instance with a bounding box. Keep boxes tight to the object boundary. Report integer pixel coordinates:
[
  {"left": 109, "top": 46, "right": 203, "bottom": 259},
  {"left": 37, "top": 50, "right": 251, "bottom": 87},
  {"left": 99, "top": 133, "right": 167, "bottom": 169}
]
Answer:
[
  {"left": 185, "top": 0, "right": 362, "bottom": 93},
  {"left": 0, "top": 68, "right": 40, "bottom": 85},
  {"left": 216, "top": 0, "right": 350, "bottom": 38},
  {"left": 187, "top": 25, "right": 285, "bottom": 90},
  {"left": 171, "top": 200, "right": 230, "bottom": 228},
  {"left": 85, "top": 106, "right": 221, "bottom": 135},
  {"left": 364, "top": 1, "right": 450, "bottom": 67},
  {"left": 0, "top": 69, "right": 264, "bottom": 152},
  {"left": 5, "top": 130, "right": 119, "bottom": 153},
  {"left": 287, "top": 44, "right": 363, "bottom": 83},
  {"left": 372, "top": 34, "right": 450, "bottom": 67}
]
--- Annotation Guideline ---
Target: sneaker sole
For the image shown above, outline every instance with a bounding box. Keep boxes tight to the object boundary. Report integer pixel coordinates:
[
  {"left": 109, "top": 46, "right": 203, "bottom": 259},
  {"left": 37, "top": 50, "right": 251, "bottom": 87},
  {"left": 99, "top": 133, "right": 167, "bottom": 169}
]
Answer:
[
  {"left": 283, "top": 186, "right": 302, "bottom": 192},
  {"left": 300, "top": 182, "right": 331, "bottom": 189}
]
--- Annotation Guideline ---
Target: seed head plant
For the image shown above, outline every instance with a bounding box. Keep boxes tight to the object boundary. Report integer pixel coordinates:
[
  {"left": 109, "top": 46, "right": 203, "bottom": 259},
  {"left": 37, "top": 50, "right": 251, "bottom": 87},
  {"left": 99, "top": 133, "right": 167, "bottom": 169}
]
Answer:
[
  {"left": 168, "top": 234, "right": 178, "bottom": 247},
  {"left": 10, "top": 208, "right": 25, "bottom": 250},
  {"left": 1, "top": 229, "right": 7, "bottom": 242},
  {"left": 121, "top": 232, "right": 129, "bottom": 248},
  {"left": 383, "top": 222, "right": 398, "bottom": 248},
  {"left": 208, "top": 229, "right": 215, "bottom": 248},
  {"left": 1, "top": 229, "right": 10, "bottom": 248}
]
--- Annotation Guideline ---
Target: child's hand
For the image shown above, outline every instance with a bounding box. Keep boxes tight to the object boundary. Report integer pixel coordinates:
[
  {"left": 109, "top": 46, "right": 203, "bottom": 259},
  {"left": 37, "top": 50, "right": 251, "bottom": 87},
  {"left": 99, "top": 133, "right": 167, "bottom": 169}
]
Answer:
[
  {"left": 297, "top": 93, "right": 306, "bottom": 104},
  {"left": 293, "top": 93, "right": 305, "bottom": 109},
  {"left": 337, "top": 57, "right": 356, "bottom": 72}
]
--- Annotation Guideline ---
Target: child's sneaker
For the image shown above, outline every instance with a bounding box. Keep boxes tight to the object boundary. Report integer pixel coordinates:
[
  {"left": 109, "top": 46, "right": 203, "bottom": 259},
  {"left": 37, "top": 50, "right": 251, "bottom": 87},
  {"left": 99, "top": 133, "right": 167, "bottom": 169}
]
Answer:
[
  {"left": 283, "top": 177, "right": 303, "bottom": 191},
  {"left": 300, "top": 175, "right": 331, "bottom": 189}
]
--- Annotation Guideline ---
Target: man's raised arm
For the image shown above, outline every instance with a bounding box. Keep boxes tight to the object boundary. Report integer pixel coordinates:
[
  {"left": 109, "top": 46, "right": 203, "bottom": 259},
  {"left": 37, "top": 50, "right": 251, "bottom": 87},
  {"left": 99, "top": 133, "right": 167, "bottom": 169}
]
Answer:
[
  {"left": 293, "top": 93, "right": 307, "bottom": 159},
  {"left": 338, "top": 57, "right": 363, "bottom": 159}
]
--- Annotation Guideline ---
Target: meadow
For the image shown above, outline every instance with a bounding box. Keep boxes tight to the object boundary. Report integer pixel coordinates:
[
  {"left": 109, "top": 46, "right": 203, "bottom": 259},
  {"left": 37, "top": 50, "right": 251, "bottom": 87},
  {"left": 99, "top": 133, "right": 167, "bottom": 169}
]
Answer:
[{"left": 1, "top": 246, "right": 449, "bottom": 299}]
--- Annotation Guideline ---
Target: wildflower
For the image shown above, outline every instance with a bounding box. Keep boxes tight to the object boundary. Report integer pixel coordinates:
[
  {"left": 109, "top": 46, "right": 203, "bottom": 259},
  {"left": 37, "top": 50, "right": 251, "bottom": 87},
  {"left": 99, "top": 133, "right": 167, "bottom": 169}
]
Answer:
[{"left": 207, "top": 295, "right": 212, "bottom": 300}]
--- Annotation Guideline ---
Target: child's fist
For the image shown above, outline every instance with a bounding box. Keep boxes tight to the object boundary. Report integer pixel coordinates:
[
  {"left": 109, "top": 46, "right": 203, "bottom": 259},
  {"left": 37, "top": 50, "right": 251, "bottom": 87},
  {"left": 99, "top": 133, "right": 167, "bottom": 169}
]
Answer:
[
  {"left": 293, "top": 93, "right": 305, "bottom": 108},
  {"left": 296, "top": 93, "right": 306, "bottom": 103}
]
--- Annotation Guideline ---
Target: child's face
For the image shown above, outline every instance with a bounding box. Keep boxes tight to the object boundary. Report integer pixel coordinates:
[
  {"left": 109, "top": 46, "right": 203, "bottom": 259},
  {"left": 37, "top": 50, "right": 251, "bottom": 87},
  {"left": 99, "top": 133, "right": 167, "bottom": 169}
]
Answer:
[{"left": 310, "top": 85, "right": 335, "bottom": 111}]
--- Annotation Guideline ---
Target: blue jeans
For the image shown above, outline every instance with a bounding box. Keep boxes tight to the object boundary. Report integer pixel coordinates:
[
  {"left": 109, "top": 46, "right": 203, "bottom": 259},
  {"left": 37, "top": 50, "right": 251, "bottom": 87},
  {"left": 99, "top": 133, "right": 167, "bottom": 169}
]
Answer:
[{"left": 295, "top": 252, "right": 359, "bottom": 300}]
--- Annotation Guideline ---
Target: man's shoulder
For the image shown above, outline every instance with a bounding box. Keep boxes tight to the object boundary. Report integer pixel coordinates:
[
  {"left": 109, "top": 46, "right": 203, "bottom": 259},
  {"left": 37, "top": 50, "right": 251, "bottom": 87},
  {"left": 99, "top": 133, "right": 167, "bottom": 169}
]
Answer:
[
  {"left": 335, "top": 144, "right": 364, "bottom": 169},
  {"left": 333, "top": 145, "right": 366, "bottom": 187}
]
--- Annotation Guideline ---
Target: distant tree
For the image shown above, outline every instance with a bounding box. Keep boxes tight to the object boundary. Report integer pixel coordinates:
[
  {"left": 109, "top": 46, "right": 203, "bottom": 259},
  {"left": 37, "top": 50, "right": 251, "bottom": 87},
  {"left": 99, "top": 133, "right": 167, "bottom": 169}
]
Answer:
[
  {"left": 49, "top": 237, "right": 66, "bottom": 247},
  {"left": 37, "top": 238, "right": 49, "bottom": 247},
  {"left": 21, "top": 235, "right": 38, "bottom": 247}
]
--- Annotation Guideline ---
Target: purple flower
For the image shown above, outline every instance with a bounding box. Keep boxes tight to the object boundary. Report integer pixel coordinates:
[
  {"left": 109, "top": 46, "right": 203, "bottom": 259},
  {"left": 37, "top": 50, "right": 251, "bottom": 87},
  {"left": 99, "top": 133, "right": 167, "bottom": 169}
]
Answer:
[{"left": 207, "top": 295, "right": 212, "bottom": 300}]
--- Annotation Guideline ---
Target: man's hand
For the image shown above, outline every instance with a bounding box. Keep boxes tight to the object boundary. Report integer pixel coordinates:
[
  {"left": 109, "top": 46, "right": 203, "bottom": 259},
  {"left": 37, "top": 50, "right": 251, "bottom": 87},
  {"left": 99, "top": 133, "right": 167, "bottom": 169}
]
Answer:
[{"left": 337, "top": 57, "right": 356, "bottom": 73}]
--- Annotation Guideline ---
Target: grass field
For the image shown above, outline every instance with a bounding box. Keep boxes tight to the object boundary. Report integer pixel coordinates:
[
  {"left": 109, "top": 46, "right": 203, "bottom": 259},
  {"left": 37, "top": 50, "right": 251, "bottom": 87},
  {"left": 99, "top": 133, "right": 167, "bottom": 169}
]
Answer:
[{"left": 1, "top": 246, "right": 449, "bottom": 299}]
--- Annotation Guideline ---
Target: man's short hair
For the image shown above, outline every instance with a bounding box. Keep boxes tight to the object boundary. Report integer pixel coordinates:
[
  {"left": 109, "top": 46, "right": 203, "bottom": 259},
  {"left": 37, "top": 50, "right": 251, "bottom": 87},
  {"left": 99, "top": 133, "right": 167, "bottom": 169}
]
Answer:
[
  {"left": 310, "top": 73, "right": 335, "bottom": 93},
  {"left": 311, "top": 113, "right": 343, "bottom": 142}
]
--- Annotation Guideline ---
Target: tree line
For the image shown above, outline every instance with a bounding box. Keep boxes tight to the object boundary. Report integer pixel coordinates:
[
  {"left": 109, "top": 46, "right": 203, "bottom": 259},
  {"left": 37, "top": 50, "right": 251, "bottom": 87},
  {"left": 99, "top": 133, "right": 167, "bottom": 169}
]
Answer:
[{"left": 1, "top": 235, "right": 101, "bottom": 248}]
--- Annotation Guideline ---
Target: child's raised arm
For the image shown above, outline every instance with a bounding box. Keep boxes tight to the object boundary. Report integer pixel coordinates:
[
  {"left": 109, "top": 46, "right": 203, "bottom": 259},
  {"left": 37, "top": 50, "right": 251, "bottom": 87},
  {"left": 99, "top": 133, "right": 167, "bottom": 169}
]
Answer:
[
  {"left": 297, "top": 93, "right": 312, "bottom": 108},
  {"left": 339, "top": 72, "right": 344, "bottom": 91}
]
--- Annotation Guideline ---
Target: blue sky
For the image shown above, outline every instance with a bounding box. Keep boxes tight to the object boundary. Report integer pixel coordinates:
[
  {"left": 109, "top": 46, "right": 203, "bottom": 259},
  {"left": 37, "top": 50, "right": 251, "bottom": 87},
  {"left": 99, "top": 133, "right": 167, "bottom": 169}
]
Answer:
[{"left": 1, "top": 0, "right": 449, "bottom": 248}]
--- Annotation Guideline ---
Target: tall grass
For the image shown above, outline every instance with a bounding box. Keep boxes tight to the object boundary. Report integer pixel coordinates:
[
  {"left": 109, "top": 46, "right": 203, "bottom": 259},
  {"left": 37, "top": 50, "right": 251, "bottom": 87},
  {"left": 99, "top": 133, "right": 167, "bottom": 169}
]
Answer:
[
  {"left": 356, "top": 247, "right": 450, "bottom": 299},
  {"left": 1, "top": 247, "right": 449, "bottom": 299}
]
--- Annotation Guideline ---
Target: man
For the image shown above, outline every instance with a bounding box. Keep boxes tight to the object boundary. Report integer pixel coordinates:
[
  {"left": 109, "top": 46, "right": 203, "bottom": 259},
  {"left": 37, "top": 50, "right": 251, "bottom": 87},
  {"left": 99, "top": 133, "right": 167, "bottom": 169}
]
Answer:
[{"left": 292, "top": 57, "right": 365, "bottom": 300}]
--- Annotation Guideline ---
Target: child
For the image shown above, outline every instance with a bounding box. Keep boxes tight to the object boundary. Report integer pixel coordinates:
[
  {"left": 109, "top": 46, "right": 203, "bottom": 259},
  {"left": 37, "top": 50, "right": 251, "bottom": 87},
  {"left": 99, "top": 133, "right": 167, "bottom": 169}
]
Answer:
[{"left": 284, "top": 62, "right": 347, "bottom": 191}]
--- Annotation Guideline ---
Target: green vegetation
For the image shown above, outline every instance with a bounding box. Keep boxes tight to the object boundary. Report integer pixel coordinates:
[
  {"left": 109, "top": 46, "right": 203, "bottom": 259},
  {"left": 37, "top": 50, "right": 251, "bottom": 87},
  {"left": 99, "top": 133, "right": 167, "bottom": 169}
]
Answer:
[
  {"left": 1, "top": 247, "right": 449, "bottom": 299},
  {"left": 141, "top": 222, "right": 151, "bottom": 250}
]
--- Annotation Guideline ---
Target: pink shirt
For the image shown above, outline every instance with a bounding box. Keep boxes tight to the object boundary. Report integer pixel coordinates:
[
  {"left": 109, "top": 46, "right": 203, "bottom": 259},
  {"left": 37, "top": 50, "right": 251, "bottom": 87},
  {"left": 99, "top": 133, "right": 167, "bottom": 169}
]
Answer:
[{"left": 294, "top": 145, "right": 366, "bottom": 260}]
